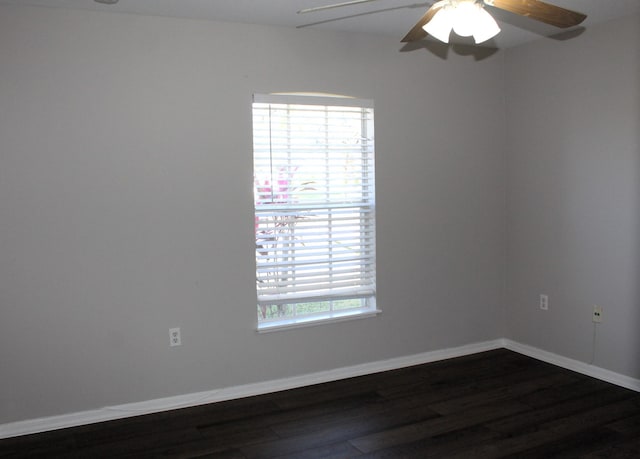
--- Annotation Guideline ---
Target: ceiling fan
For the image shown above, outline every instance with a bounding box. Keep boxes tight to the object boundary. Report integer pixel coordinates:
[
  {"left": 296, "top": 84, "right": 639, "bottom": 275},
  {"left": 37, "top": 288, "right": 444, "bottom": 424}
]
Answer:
[{"left": 298, "top": 0, "right": 587, "bottom": 45}]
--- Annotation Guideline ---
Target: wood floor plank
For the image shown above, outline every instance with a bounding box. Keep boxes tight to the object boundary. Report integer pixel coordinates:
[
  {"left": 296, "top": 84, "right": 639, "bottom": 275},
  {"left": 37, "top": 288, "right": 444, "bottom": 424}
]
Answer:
[
  {"left": 580, "top": 435, "right": 640, "bottom": 458},
  {"left": 515, "top": 375, "right": 612, "bottom": 408},
  {"left": 269, "top": 394, "right": 439, "bottom": 438},
  {"left": 197, "top": 391, "right": 384, "bottom": 435},
  {"left": 377, "top": 357, "right": 570, "bottom": 402},
  {"left": 239, "top": 402, "right": 440, "bottom": 458},
  {"left": 427, "top": 371, "right": 575, "bottom": 415},
  {"left": 356, "top": 425, "right": 503, "bottom": 459},
  {"left": 348, "top": 399, "right": 531, "bottom": 453},
  {"left": 499, "top": 426, "right": 624, "bottom": 459},
  {"left": 485, "top": 386, "right": 636, "bottom": 434},
  {"left": 65, "top": 427, "right": 205, "bottom": 459},
  {"left": 193, "top": 451, "right": 248, "bottom": 459},
  {"left": 442, "top": 396, "right": 640, "bottom": 459},
  {"left": 604, "top": 412, "right": 640, "bottom": 435},
  {"left": 270, "top": 441, "right": 362, "bottom": 459}
]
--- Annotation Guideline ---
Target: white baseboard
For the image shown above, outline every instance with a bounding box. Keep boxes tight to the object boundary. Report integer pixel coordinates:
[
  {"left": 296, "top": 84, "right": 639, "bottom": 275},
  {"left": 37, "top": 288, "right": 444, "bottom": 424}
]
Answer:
[
  {"left": 2, "top": 338, "right": 638, "bottom": 440},
  {"left": 0, "top": 339, "right": 503, "bottom": 439},
  {"left": 502, "top": 339, "right": 640, "bottom": 392}
]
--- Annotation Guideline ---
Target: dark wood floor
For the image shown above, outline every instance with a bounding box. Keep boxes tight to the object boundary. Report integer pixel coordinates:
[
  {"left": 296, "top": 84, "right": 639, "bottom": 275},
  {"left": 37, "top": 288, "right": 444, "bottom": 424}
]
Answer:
[{"left": 2, "top": 349, "right": 640, "bottom": 458}]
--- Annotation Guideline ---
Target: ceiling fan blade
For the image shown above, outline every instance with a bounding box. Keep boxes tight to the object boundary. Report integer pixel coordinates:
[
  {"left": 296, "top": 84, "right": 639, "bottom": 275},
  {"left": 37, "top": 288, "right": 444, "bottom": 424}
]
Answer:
[
  {"left": 401, "top": 3, "right": 443, "bottom": 42},
  {"left": 487, "top": 0, "right": 586, "bottom": 28},
  {"left": 297, "top": 0, "right": 382, "bottom": 15}
]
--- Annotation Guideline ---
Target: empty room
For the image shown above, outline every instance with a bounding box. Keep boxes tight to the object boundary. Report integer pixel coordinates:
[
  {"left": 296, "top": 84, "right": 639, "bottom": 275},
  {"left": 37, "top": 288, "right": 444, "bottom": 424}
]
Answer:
[{"left": 1, "top": 0, "right": 639, "bottom": 457}]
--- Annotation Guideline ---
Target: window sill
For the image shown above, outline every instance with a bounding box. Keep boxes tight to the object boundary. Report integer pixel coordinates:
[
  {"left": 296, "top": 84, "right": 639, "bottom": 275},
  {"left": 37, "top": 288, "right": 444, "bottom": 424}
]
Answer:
[{"left": 257, "top": 309, "right": 382, "bottom": 334}]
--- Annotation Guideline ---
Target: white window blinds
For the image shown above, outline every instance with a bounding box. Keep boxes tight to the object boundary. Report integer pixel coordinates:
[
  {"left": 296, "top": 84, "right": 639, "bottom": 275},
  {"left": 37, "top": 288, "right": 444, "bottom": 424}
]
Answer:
[{"left": 252, "top": 94, "right": 376, "bottom": 326}]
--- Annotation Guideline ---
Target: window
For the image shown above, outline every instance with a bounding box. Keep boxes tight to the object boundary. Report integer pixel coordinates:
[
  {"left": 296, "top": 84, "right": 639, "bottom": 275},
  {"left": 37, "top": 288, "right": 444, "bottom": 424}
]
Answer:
[{"left": 252, "top": 93, "right": 377, "bottom": 331}]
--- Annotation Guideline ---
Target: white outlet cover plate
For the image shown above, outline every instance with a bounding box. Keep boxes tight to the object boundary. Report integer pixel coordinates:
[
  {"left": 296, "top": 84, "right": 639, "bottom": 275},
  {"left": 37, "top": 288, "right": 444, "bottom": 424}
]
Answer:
[
  {"left": 169, "top": 327, "right": 181, "bottom": 346},
  {"left": 593, "top": 306, "right": 603, "bottom": 323}
]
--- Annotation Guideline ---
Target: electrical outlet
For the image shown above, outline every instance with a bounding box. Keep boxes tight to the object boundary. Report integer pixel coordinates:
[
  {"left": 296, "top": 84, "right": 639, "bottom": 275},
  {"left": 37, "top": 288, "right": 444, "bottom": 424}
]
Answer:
[
  {"left": 169, "top": 327, "right": 181, "bottom": 346},
  {"left": 593, "top": 305, "right": 603, "bottom": 323},
  {"left": 539, "top": 294, "right": 549, "bottom": 311}
]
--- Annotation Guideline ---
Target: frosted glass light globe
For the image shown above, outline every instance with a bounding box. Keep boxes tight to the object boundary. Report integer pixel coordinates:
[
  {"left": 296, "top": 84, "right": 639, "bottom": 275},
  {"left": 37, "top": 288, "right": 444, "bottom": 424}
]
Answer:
[{"left": 452, "top": 1, "right": 480, "bottom": 37}]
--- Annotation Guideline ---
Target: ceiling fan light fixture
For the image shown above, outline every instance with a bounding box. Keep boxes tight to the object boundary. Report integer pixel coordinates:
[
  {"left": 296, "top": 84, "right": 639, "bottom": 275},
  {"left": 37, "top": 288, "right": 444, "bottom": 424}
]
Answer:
[
  {"left": 423, "top": 0, "right": 500, "bottom": 44},
  {"left": 422, "top": 6, "right": 454, "bottom": 43},
  {"left": 451, "top": 1, "right": 479, "bottom": 37},
  {"left": 472, "top": 7, "right": 501, "bottom": 43}
]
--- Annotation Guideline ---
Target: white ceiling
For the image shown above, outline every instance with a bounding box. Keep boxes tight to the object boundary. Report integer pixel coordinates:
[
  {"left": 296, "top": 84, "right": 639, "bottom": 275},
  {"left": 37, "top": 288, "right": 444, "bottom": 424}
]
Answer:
[{"left": 2, "top": 0, "right": 639, "bottom": 48}]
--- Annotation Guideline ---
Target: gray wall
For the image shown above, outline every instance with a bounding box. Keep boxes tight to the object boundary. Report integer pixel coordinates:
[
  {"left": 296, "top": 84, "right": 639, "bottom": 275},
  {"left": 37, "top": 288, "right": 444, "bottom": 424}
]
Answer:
[
  {"left": 0, "top": 5, "right": 506, "bottom": 424},
  {"left": 505, "top": 15, "right": 640, "bottom": 378}
]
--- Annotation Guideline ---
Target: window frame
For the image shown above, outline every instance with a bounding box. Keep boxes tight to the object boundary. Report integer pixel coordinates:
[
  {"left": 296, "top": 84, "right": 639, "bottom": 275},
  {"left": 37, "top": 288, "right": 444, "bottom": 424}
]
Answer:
[{"left": 252, "top": 93, "right": 379, "bottom": 332}]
